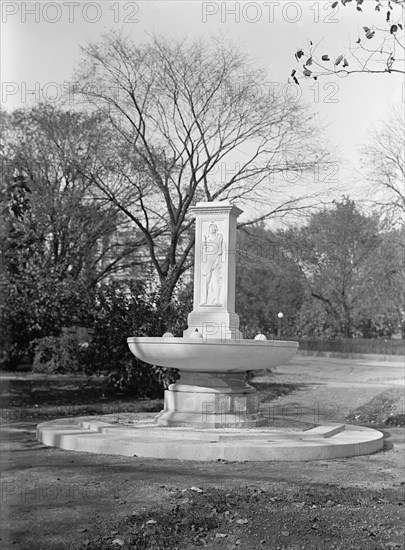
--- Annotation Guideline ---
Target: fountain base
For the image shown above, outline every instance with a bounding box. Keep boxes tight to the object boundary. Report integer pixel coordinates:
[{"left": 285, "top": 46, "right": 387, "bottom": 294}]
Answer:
[
  {"left": 36, "top": 414, "right": 384, "bottom": 462},
  {"left": 156, "top": 371, "right": 267, "bottom": 427}
]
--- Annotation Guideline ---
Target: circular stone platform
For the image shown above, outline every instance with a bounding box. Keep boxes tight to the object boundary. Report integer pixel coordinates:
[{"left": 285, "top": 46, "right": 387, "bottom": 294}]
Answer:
[{"left": 36, "top": 414, "right": 384, "bottom": 462}]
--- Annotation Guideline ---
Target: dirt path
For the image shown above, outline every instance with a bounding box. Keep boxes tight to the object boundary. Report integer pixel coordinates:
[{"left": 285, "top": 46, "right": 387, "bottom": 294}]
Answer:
[
  {"left": 1, "top": 356, "right": 404, "bottom": 549},
  {"left": 255, "top": 355, "right": 404, "bottom": 424}
]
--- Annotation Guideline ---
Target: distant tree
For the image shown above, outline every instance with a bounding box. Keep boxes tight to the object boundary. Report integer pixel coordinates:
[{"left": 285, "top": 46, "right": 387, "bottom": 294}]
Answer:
[
  {"left": 283, "top": 199, "right": 402, "bottom": 338},
  {"left": 357, "top": 226, "right": 405, "bottom": 338},
  {"left": 291, "top": 0, "right": 404, "bottom": 82},
  {"left": 72, "top": 33, "right": 330, "bottom": 302},
  {"left": 235, "top": 225, "right": 305, "bottom": 337},
  {"left": 0, "top": 105, "right": 145, "bottom": 367},
  {"left": 1, "top": 106, "right": 144, "bottom": 285},
  {"left": 361, "top": 106, "right": 405, "bottom": 222}
]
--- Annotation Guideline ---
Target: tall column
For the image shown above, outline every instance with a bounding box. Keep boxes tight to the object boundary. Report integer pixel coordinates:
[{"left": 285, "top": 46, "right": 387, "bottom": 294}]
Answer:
[{"left": 183, "top": 201, "right": 244, "bottom": 340}]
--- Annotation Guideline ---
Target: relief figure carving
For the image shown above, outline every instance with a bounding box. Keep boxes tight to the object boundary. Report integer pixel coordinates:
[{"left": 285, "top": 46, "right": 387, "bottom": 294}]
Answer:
[{"left": 201, "top": 223, "right": 223, "bottom": 306}]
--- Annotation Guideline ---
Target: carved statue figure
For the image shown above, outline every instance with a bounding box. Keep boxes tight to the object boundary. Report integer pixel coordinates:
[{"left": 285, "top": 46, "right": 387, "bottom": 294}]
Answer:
[{"left": 201, "top": 223, "right": 224, "bottom": 306}]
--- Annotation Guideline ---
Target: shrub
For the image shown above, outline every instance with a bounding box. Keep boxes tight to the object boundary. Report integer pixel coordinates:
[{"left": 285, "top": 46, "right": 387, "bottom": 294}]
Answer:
[
  {"left": 0, "top": 274, "right": 95, "bottom": 371},
  {"left": 79, "top": 280, "right": 192, "bottom": 398},
  {"left": 17, "top": 277, "right": 193, "bottom": 398},
  {"left": 32, "top": 333, "right": 82, "bottom": 374}
]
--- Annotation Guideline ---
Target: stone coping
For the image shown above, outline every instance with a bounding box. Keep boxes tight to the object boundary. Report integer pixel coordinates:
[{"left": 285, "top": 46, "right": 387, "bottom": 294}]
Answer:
[
  {"left": 127, "top": 337, "right": 298, "bottom": 346},
  {"left": 36, "top": 413, "right": 384, "bottom": 462}
]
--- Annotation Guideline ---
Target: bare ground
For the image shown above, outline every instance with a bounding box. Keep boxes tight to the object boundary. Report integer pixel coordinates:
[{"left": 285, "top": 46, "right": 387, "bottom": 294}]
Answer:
[{"left": 1, "top": 355, "right": 404, "bottom": 550}]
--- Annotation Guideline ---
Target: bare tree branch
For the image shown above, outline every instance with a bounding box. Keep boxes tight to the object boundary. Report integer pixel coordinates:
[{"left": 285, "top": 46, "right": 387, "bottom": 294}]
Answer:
[{"left": 72, "top": 33, "right": 330, "bottom": 298}]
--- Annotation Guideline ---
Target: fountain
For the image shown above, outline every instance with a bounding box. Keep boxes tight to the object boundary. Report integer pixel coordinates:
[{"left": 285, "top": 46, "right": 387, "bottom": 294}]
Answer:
[
  {"left": 36, "top": 201, "right": 384, "bottom": 461},
  {"left": 127, "top": 201, "right": 298, "bottom": 427}
]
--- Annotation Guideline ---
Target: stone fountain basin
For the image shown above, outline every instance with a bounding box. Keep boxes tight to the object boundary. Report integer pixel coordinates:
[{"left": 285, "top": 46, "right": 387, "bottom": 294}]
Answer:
[{"left": 127, "top": 337, "right": 298, "bottom": 372}]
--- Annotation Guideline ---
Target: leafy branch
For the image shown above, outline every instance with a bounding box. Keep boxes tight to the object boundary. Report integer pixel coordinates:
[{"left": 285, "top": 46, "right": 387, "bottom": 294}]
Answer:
[{"left": 291, "top": 0, "right": 405, "bottom": 82}]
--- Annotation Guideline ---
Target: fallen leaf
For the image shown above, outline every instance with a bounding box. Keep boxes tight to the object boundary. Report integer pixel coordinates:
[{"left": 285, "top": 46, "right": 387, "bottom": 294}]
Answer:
[
  {"left": 236, "top": 519, "right": 248, "bottom": 524},
  {"left": 112, "top": 539, "right": 124, "bottom": 547}
]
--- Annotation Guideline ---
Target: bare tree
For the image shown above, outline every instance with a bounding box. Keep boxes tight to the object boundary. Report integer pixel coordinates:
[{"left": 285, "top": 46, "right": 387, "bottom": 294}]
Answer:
[
  {"left": 291, "top": 0, "right": 404, "bottom": 82},
  {"left": 361, "top": 106, "right": 405, "bottom": 222},
  {"left": 72, "top": 33, "right": 329, "bottom": 298}
]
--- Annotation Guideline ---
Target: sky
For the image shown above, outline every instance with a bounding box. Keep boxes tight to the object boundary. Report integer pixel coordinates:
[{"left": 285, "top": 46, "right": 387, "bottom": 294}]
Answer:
[{"left": 1, "top": 0, "right": 404, "bottom": 217}]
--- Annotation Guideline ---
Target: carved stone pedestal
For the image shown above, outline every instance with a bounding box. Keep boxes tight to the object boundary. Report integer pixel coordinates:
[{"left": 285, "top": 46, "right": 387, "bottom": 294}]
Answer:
[
  {"left": 182, "top": 201, "right": 244, "bottom": 340},
  {"left": 155, "top": 371, "right": 267, "bottom": 428}
]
